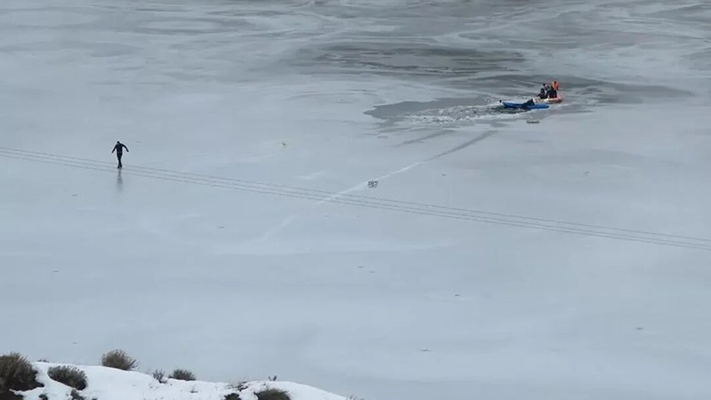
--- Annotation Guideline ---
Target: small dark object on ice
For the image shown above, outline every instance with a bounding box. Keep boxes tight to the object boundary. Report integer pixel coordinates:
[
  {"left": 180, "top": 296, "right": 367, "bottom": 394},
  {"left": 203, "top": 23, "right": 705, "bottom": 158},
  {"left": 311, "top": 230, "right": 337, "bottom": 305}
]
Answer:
[{"left": 367, "top": 180, "right": 378, "bottom": 188}]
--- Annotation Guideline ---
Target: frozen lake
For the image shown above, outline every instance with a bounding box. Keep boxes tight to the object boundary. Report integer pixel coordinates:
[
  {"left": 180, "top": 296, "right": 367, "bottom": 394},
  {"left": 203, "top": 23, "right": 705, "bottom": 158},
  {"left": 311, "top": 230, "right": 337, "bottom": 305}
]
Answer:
[{"left": 2, "top": 1, "right": 711, "bottom": 399}]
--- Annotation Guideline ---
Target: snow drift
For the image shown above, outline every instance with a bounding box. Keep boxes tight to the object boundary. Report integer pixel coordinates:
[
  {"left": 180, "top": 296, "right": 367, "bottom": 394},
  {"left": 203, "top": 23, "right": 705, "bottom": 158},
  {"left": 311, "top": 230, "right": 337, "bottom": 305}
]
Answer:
[{"left": 12, "top": 362, "right": 347, "bottom": 400}]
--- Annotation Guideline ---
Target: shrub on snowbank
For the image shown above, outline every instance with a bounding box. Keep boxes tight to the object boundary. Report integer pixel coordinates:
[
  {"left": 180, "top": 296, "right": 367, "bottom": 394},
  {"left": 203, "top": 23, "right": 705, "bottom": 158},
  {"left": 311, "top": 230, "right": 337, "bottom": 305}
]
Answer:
[
  {"left": 69, "top": 388, "right": 86, "bottom": 400},
  {"left": 0, "top": 353, "right": 42, "bottom": 393},
  {"left": 47, "top": 366, "right": 88, "bottom": 390},
  {"left": 169, "top": 369, "right": 196, "bottom": 381},
  {"left": 256, "top": 388, "right": 290, "bottom": 400},
  {"left": 151, "top": 369, "right": 167, "bottom": 383},
  {"left": 100, "top": 350, "right": 138, "bottom": 371},
  {"left": 0, "top": 351, "right": 335, "bottom": 400}
]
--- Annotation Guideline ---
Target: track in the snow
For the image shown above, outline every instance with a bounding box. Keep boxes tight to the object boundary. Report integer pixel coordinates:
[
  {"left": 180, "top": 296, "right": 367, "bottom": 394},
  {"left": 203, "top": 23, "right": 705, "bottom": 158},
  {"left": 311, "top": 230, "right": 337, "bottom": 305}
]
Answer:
[{"left": 2, "top": 146, "right": 711, "bottom": 251}]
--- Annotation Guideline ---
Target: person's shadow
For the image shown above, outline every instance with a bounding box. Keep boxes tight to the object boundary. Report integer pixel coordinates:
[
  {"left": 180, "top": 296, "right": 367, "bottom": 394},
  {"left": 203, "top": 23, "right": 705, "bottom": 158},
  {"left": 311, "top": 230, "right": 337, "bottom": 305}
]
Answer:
[{"left": 116, "top": 169, "right": 123, "bottom": 192}]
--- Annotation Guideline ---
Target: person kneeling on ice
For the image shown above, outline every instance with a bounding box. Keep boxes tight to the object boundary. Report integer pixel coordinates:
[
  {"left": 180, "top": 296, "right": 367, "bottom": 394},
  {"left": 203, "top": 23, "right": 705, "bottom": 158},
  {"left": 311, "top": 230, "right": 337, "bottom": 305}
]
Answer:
[
  {"left": 547, "top": 80, "right": 559, "bottom": 99},
  {"left": 112, "top": 140, "right": 129, "bottom": 168},
  {"left": 538, "top": 84, "right": 549, "bottom": 99}
]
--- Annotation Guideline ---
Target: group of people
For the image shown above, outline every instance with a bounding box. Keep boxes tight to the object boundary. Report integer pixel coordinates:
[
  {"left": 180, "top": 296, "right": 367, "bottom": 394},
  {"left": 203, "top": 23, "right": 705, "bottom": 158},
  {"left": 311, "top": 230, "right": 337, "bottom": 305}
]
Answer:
[
  {"left": 538, "top": 80, "right": 559, "bottom": 100},
  {"left": 521, "top": 80, "right": 560, "bottom": 107}
]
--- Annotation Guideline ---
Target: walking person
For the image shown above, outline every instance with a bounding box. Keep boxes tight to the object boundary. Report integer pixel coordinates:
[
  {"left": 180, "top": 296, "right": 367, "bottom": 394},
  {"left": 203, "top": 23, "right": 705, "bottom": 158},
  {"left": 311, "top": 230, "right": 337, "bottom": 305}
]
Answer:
[{"left": 111, "top": 141, "right": 129, "bottom": 168}]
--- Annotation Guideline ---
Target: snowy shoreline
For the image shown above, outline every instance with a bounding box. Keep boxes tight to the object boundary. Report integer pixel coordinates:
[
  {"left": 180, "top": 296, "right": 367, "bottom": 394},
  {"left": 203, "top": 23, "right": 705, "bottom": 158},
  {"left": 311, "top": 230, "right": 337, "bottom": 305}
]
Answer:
[{"left": 2, "top": 355, "right": 349, "bottom": 400}]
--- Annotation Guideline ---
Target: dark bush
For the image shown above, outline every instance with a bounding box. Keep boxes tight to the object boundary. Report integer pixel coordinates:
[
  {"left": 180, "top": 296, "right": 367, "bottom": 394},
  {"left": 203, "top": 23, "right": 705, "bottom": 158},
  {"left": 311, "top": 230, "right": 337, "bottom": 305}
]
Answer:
[
  {"left": 70, "top": 389, "right": 85, "bottom": 400},
  {"left": 228, "top": 381, "right": 248, "bottom": 391},
  {"left": 151, "top": 369, "right": 166, "bottom": 383},
  {"left": 0, "top": 353, "right": 42, "bottom": 392},
  {"left": 0, "top": 392, "right": 22, "bottom": 400},
  {"left": 169, "top": 369, "right": 196, "bottom": 381},
  {"left": 255, "top": 388, "right": 290, "bottom": 400},
  {"left": 224, "top": 393, "right": 241, "bottom": 400},
  {"left": 48, "top": 366, "right": 88, "bottom": 390},
  {"left": 100, "top": 350, "right": 138, "bottom": 371}
]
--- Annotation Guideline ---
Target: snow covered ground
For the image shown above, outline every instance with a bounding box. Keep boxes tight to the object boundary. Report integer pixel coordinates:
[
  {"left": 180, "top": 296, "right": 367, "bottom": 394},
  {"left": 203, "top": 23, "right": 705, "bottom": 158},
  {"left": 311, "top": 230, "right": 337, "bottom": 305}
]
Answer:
[
  {"left": 2, "top": 0, "right": 711, "bottom": 399},
  {"left": 21, "top": 362, "right": 344, "bottom": 400}
]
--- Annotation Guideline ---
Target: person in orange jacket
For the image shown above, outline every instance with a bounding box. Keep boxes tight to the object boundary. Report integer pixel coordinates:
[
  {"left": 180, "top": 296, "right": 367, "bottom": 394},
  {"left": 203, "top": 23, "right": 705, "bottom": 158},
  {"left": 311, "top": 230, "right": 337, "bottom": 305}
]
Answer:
[{"left": 548, "top": 81, "right": 559, "bottom": 98}]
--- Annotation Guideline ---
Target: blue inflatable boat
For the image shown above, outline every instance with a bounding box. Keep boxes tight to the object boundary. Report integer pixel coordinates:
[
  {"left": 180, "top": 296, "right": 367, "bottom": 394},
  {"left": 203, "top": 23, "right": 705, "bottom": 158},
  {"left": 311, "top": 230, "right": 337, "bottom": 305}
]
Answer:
[{"left": 501, "top": 101, "right": 549, "bottom": 110}]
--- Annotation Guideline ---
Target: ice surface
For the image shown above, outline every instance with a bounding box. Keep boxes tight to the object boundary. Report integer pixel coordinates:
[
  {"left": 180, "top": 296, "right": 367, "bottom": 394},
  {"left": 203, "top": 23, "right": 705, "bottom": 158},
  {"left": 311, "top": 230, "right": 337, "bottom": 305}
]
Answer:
[{"left": 2, "top": 1, "right": 711, "bottom": 400}]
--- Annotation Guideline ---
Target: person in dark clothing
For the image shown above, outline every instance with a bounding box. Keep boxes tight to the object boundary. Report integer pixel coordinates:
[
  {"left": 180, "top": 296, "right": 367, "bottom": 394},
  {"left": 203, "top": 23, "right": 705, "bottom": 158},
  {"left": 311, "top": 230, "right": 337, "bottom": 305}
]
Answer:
[
  {"left": 523, "top": 98, "right": 536, "bottom": 107},
  {"left": 111, "top": 141, "right": 129, "bottom": 168},
  {"left": 538, "top": 84, "right": 548, "bottom": 99}
]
